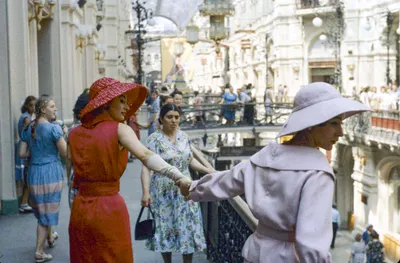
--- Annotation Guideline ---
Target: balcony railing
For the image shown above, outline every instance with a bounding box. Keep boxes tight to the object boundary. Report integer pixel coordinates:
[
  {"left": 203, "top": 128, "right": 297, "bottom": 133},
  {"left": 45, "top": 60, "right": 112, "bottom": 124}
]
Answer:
[
  {"left": 190, "top": 148, "right": 257, "bottom": 263},
  {"left": 296, "top": 0, "right": 340, "bottom": 9},
  {"left": 344, "top": 110, "right": 400, "bottom": 150},
  {"left": 140, "top": 102, "right": 293, "bottom": 131}
]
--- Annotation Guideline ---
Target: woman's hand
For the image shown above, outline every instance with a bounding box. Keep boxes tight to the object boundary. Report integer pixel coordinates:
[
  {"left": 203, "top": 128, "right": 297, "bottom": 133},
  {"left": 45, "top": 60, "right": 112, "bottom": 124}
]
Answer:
[
  {"left": 141, "top": 192, "right": 152, "bottom": 207},
  {"left": 177, "top": 177, "right": 192, "bottom": 198}
]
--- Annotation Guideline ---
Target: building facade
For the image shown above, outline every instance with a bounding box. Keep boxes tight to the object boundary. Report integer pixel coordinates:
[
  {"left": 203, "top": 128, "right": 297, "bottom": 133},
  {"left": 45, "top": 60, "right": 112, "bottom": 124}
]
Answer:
[{"left": 0, "top": 0, "right": 134, "bottom": 214}]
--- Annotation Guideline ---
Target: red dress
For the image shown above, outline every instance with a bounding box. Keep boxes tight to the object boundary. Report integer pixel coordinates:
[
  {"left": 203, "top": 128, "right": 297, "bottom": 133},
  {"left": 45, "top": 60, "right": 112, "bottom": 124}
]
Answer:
[{"left": 68, "top": 114, "right": 133, "bottom": 263}]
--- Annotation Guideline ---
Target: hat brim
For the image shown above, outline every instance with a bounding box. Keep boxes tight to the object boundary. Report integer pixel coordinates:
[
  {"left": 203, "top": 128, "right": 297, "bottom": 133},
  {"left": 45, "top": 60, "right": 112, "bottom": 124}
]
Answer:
[
  {"left": 277, "top": 97, "right": 371, "bottom": 137},
  {"left": 80, "top": 82, "right": 148, "bottom": 121}
]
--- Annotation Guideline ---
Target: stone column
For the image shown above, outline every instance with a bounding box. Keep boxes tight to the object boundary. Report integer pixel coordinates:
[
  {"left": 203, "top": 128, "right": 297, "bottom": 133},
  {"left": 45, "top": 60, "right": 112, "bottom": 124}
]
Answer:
[
  {"left": 0, "top": 0, "right": 31, "bottom": 214},
  {"left": 84, "top": 0, "right": 99, "bottom": 87},
  {"left": 37, "top": 3, "right": 65, "bottom": 119},
  {"left": 102, "top": 0, "right": 119, "bottom": 78}
]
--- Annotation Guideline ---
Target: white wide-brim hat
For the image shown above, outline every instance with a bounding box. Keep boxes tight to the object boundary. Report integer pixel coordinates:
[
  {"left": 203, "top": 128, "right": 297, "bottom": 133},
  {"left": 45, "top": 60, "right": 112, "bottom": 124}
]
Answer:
[{"left": 277, "top": 82, "right": 371, "bottom": 138}]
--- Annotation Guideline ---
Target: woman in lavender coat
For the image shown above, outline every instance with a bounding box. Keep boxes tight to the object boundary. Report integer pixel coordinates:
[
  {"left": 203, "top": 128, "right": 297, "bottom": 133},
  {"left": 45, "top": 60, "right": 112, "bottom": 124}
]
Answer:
[{"left": 178, "top": 82, "right": 370, "bottom": 263}]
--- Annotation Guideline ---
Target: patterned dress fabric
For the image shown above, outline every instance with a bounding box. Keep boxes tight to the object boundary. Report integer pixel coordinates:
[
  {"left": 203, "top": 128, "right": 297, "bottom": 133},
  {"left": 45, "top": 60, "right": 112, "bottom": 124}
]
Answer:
[
  {"left": 15, "top": 112, "right": 33, "bottom": 181},
  {"left": 68, "top": 115, "right": 133, "bottom": 263},
  {"left": 22, "top": 122, "right": 63, "bottom": 225},
  {"left": 350, "top": 242, "right": 365, "bottom": 263},
  {"left": 222, "top": 92, "right": 237, "bottom": 121},
  {"left": 145, "top": 129, "right": 206, "bottom": 254},
  {"left": 367, "top": 240, "right": 384, "bottom": 263}
]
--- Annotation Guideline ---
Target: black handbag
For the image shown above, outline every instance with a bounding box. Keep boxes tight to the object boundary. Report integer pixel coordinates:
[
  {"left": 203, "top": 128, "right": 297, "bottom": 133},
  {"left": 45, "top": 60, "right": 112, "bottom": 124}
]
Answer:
[{"left": 134, "top": 205, "right": 156, "bottom": 240}]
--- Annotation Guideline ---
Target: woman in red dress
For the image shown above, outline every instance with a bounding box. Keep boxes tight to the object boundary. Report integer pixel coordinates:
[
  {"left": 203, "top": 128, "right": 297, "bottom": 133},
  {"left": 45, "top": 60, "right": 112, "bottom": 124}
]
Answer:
[{"left": 68, "top": 77, "right": 191, "bottom": 263}]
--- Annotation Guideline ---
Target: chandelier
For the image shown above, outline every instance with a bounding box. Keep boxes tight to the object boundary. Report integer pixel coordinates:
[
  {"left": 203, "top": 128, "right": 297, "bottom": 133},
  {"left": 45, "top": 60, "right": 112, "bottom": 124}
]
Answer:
[{"left": 199, "top": 0, "right": 234, "bottom": 53}]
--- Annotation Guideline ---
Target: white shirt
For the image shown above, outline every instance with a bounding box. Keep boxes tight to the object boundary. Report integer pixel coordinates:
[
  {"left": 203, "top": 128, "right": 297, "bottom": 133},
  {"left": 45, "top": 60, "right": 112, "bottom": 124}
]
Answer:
[
  {"left": 239, "top": 91, "right": 252, "bottom": 103},
  {"left": 331, "top": 208, "right": 340, "bottom": 227}
]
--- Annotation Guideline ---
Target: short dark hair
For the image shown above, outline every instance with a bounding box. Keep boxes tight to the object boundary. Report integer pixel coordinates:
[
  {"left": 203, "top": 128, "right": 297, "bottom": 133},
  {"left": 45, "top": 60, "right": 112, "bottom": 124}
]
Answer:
[
  {"left": 194, "top": 91, "right": 199, "bottom": 96},
  {"left": 151, "top": 90, "right": 159, "bottom": 95},
  {"left": 171, "top": 91, "right": 183, "bottom": 98},
  {"left": 370, "top": 231, "right": 379, "bottom": 239},
  {"left": 355, "top": 233, "right": 362, "bottom": 242},
  {"left": 158, "top": 104, "right": 181, "bottom": 124},
  {"left": 73, "top": 91, "right": 90, "bottom": 120}
]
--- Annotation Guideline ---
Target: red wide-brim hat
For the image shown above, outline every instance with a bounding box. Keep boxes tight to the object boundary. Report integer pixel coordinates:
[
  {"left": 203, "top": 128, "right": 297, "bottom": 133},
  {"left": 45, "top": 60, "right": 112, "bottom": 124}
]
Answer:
[{"left": 80, "top": 77, "right": 148, "bottom": 121}]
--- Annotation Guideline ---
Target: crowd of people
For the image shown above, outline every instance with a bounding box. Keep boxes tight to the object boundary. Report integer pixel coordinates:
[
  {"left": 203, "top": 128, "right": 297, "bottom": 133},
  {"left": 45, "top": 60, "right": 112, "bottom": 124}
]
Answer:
[
  {"left": 347, "top": 224, "right": 385, "bottom": 263},
  {"left": 15, "top": 78, "right": 387, "bottom": 263},
  {"left": 331, "top": 204, "right": 385, "bottom": 263},
  {"left": 357, "top": 84, "right": 400, "bottom": 111}
]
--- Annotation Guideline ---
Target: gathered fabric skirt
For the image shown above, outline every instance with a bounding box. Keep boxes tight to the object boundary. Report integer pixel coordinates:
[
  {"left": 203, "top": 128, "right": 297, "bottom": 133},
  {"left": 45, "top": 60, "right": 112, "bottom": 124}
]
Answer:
[
  {"left": 146, "top": 174, "right": 206, "bottom": 254},
  {"left": 69, "top": 193, "right": 133, "bottom": 263},
  {"left": 28, "top": 161, "right": 63, "bottom": 226}
]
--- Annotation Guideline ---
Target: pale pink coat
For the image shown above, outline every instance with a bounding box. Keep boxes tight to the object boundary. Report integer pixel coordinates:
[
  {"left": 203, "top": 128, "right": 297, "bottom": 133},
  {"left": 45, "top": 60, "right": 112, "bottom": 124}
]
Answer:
[{"left": 190, "top": 142, "right": 335, "bottom": 263}]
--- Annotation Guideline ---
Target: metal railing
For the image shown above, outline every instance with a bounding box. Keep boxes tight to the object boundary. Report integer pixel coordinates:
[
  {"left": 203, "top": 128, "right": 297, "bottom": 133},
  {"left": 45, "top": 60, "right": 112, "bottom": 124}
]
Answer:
[
  {"left": 140, "top": 102, "right": 293, "bottom": 130},
  {"left": 190, "top": 147, "right": 258, "bottom": 263}
]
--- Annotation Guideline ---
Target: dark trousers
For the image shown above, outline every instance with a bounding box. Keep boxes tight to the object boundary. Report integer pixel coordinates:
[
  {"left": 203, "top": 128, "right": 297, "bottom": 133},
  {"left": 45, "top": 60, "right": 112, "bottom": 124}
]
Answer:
[
  {"left": 331, "top": 222, "right": 338, "bottom": 248},
  {"left": 243, "top": 104, "right": 254, "bottom": 124}
]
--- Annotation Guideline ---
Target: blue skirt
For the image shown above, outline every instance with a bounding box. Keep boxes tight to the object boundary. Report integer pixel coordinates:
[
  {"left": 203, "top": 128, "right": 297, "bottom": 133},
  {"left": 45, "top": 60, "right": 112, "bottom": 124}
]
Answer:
[
  {"left": 14, "top": 141, "right": 24, "bottom": 181},
  {"left": 28, "top": 161, "right": 63, "bottom": 226}
]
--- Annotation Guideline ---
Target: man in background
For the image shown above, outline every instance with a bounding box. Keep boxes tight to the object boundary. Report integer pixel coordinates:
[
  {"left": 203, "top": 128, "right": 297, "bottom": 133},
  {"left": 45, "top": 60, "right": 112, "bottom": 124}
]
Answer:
[{"left": 331, "top": 202, "right": 340, "bottom": 249}]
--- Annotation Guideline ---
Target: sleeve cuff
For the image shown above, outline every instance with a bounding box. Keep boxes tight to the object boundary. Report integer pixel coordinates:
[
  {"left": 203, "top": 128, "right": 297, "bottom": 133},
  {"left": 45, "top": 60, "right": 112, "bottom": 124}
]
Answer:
[{"left": 189, "top": 180, "right": 199, "bottom": 192}]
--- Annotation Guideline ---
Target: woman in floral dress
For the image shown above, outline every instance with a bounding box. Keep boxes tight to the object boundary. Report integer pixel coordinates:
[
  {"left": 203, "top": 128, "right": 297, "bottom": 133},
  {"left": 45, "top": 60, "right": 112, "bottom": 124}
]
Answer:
[
  {"left": 367, "top": 232, "right": 385, "bottom": 263},
  {"left": 141, "top": 103, "right": 214, "bottom": 263}
]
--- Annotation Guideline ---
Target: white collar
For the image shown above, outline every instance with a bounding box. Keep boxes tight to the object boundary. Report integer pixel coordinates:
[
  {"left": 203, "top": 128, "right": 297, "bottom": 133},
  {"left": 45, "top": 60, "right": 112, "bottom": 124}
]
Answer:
[{"left": 250, "top": 142, "right": 335, "bottom": 180}]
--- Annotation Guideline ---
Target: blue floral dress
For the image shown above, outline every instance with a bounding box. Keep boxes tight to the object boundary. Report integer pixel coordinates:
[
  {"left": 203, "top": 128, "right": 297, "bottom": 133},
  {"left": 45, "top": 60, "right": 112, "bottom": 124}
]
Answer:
[{"left": 145, "top": 130, "right": 206, "bottom": 254}]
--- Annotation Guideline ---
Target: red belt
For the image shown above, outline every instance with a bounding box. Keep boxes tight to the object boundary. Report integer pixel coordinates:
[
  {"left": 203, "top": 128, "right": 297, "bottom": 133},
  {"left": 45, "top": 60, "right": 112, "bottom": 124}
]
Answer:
[{"left": 78, "top": 181, "right": 119, "bottom": 197}]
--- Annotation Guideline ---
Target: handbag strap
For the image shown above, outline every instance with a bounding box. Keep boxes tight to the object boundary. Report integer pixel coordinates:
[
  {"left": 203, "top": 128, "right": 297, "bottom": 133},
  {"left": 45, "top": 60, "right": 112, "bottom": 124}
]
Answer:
[{"left": 136, "top": 206, "right": 155, "bottom": 226}]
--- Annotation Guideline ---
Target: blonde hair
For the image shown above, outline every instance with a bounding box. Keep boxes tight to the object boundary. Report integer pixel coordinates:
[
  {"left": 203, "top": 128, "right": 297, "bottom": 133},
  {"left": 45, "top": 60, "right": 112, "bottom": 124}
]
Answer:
[{"left": 31, "top": 95, "right": 53, "bottom": 140}]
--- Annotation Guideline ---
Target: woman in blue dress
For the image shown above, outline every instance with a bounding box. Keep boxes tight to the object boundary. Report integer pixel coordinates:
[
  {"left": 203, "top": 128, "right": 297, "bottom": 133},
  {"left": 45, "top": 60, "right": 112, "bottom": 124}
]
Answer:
[
  {"left": 19, "top": 95, "right": 67, "bottom": 263},
  {"left": 16, "top": 95, "right": 37, "bottom": 213},
  {"left": 220, "top": 85, "right": 238, "bottom": 125},
  {"left": 141, "top": 104, "right": 215, "bottom": 263}
]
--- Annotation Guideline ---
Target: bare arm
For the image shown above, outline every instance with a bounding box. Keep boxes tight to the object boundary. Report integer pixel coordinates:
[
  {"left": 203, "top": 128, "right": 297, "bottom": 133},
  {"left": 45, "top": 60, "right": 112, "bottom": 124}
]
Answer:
[
  {"left": 22, "top": 117, "right": 31, "bottom": 130},
  {"left": 118, "top": 123, "right": 154, "bottom": 164},
  {"left": 18, "top": 141, "right": 30, "bottom": 158},
  {"left": 66, "top": 145, "right": 72, "bottom": 185},
  {"left": 56, "top": 137, "right": 67, "bottom": 159},
  {"left": 190, "top": 145, "right": 213, "bottom": 169},
  {"left": 141, "top": 165, "right": 152, "bottom": 207},
  {"left": 118, "top": 123, "right": 191, "bottom": 187},
  {"left": 189, "top": 158, "right": 215, "bottom": 175}
]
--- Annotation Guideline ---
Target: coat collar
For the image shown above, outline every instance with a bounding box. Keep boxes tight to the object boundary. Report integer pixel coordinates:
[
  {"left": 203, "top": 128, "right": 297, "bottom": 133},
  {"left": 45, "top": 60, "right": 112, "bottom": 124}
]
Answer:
[{"left": 250, "top": 142, "right": 335, "bottom": 180}]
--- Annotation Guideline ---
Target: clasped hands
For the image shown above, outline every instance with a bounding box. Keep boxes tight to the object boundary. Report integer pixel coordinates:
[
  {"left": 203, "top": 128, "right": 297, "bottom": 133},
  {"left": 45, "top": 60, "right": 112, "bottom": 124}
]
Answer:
[{"left": 176, "top": 177, "right": 192, "bottom": 200}]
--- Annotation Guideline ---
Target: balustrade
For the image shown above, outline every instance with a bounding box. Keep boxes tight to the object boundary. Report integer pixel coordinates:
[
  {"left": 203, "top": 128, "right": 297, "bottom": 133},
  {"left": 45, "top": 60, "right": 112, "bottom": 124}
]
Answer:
[
  {"left": 140, "top": 101, "right": 292, "bottom": 130},
  {"left": 344, "top": 110, "right": 400, "bottom": 150}
]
